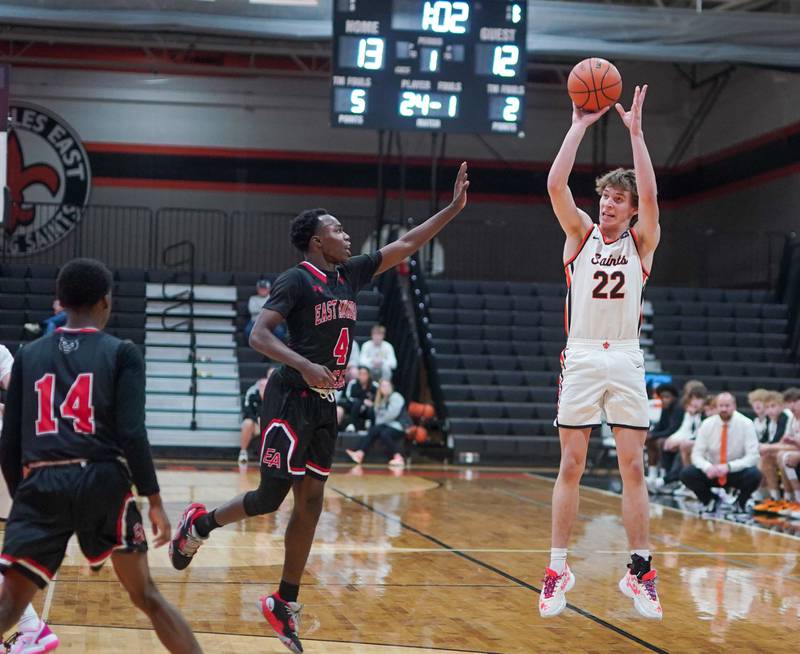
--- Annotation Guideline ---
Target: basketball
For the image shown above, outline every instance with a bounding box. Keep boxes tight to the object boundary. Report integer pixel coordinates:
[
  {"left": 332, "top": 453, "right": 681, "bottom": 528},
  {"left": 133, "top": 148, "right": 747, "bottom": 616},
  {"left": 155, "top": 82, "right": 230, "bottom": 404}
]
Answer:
[
  {"left": 568, "top": 58, "right": 622, "bottom": 112},
  {"left": 407, "top": 425, "right": 428, "bottom": 444},
  {"left": 408, "top": 401, "right": 435, "bottom": 420}
]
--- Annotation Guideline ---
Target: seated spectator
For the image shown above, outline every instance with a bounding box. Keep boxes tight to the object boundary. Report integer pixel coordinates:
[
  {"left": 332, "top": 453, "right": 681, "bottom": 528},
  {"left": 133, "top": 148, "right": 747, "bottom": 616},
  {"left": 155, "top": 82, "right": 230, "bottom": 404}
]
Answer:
[
  {"left": 238, "top": 369, "right": 274, "bottom": 464},
  {"left": 757, "top": 388, "right": 800, "bottom": 505},
  {"left": 245, "top": 280, "right": 287, "bottom": 342},
  {"left": 645, "top": 384, "right": 682, "bottom": 486},
  {"left": 359, "top": 325, "right": 397, "bottom": 382},
  {"left": 680, "top": 392, "right": 761, "bottom": 513},
  {"left": 759, "top": 391, "right": 789, "bottom": 444},
  {"left": 747, "top": 388, "right": 768, "bottom": 437},
  {"left": 652, "top": 388, "right": 707, "bottom": 493},
  {"left": 23, "top": 298, "right": 67, "bottom": 337},
  {"left": 345, "top": 379, "right": 410, "bottom": 467},
  {"left": 703, "top": 394, "right": 718, "bottom": 418},
  {"left": 337, "top": 366, "right": 378, "bottom": 432},
  {"left": 778, "top": 423, "right": 800, "bottom": 517}
]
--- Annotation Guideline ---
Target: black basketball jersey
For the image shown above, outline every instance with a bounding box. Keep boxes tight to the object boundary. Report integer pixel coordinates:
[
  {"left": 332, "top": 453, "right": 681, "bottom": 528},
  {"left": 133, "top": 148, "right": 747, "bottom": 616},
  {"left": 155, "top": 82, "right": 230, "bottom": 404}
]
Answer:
[
  {"left": 0, "top": 328, "right": 159, "bottom": 497},
  {"left": 264, "top": 252, "right": 382, "bottom": 390}
]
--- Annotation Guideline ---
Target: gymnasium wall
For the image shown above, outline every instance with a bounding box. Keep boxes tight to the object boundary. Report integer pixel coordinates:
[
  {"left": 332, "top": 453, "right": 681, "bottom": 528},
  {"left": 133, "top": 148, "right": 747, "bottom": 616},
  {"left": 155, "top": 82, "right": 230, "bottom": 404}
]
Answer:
[{"left": 5, "top": 60, "right": 799, "bottom": 285}]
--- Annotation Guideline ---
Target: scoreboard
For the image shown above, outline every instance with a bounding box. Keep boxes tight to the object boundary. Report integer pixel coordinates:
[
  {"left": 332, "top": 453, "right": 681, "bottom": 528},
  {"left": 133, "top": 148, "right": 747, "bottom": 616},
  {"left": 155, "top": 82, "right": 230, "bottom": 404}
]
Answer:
[{"left": 331, "top": 1, "right": 527, "bottom": 135}]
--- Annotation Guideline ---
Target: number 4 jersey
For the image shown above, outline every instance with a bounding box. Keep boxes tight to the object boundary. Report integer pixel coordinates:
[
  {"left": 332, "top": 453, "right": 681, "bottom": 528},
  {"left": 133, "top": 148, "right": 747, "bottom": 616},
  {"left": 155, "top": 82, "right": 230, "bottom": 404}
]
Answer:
[
  {"left": 263, "top": 252, "right": 382, "bottom": 389},
  {"left": 564, "top": 225, "right": 649, "bottom": 342},
  {"left": 0, "top": 328, "right": 159, "bottom": 497}
]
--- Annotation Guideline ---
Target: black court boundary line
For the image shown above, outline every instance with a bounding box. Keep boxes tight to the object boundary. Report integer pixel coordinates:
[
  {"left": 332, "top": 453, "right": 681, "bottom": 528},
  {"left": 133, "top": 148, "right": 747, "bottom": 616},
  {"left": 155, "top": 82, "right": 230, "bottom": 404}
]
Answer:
[
  {"left": 46, "top": 622, "right": 499, "bottom": 653},
  {"left": 332, "top": 487, "right": 669, "bottom": 654}
]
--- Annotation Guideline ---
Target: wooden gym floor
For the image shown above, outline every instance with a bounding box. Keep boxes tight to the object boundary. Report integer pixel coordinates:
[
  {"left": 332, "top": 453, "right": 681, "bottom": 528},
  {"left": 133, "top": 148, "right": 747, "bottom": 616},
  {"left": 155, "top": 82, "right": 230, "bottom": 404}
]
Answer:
[{"left": 3, "top": 463, "right": 798, "bottom": 653}]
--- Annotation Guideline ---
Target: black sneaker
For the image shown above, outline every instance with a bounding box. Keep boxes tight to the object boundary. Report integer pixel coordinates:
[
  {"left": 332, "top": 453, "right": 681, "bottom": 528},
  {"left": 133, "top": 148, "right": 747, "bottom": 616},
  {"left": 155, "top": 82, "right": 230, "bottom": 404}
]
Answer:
[
  {"left": 168, "top": 503, "right": 208, "bottom": 570},
  {"left": 258, "top": 593, "right": 303, "bottom": 653}
]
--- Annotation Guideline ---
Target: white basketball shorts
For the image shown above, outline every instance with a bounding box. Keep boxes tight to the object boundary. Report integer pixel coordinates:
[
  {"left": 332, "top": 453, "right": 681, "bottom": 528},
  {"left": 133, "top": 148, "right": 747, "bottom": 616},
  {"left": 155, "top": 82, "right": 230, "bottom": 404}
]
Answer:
[{"left": 556, "top": 338, "right": 650, "bottom": 430}]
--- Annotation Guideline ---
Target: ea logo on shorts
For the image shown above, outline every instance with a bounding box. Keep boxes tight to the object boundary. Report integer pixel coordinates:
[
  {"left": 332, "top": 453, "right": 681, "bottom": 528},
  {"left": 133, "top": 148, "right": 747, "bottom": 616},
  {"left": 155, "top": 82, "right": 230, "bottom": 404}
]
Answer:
[{"left": 5, "top": 102, "right": 91, "bottom": 256}]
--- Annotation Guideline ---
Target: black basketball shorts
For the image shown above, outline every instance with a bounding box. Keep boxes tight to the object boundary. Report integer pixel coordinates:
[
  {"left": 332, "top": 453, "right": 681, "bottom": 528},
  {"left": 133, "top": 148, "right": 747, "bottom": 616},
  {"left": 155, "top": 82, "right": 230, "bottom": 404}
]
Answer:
[
  {"left": 0, "top": 461, "right": 147, "bottom": 588},
  {"left": 258, "top": 370, "right": 337, "bottom": 482}
]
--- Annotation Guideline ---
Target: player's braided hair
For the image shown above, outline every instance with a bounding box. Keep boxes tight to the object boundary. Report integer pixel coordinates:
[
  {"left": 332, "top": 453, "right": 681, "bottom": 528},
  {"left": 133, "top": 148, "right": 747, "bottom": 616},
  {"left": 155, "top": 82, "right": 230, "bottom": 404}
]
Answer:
[
  {"left": 56, "top": 258, "right": 113, "bottom": 309},
  {"left": 290, "top": 208, "right": 328, "bottom": 252}
]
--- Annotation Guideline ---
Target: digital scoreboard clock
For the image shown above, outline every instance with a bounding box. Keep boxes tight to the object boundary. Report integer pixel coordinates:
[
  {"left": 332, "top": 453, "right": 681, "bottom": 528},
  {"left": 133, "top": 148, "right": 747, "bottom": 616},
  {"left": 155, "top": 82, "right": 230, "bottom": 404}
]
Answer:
[{"left": 331, "top": 1, "right": 527, "bottom": 135}]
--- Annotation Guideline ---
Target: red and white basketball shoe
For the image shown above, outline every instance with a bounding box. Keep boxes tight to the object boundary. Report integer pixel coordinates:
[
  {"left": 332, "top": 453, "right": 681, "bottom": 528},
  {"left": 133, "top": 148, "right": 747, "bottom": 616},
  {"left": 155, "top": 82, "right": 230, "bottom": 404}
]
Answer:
[
  {"left": 538, "top": 564, "right": 575, "bottom": 617},
  {"left": 619, "top": 568, "right": 663, "bottom": 619}
]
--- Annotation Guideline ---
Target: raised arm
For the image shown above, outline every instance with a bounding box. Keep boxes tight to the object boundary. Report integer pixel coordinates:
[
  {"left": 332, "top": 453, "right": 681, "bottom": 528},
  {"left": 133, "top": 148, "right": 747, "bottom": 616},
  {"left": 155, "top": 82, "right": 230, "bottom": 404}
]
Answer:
[
  {"left": 375, "top": 162, "right": 468, "bottom": 275},
  {"left": 616, "top": 85, "right": 659, "bottom": 254},
  {"left": 547, "top": 105, "right": 609, "bottom": 246}
]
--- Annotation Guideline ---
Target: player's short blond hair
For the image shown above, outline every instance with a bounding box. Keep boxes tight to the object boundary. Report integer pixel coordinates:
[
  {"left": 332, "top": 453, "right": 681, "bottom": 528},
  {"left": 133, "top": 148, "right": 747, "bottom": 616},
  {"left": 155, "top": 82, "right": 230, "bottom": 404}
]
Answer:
[
  {"left": 747, "top": 388, "right": 769, "bottom": 405},
  {"left": 763, "top": 391, "right": 784, "bottom": 405},
  {"left": 596, "top": 168, "right": 638, "bottom": 207}
]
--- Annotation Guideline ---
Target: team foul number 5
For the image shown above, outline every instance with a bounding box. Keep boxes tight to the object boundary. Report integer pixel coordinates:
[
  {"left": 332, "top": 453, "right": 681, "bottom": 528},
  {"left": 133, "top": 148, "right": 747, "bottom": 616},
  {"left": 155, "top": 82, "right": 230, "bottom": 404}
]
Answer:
[
  {"left": 34, "top": 373, "right": 95, "bottom": 435},
  {"left": 333, "top": 328, "right": 350, "bottom": 366},
  {"left": 592, "top": 271, "right": 626, "bottom": 299}
]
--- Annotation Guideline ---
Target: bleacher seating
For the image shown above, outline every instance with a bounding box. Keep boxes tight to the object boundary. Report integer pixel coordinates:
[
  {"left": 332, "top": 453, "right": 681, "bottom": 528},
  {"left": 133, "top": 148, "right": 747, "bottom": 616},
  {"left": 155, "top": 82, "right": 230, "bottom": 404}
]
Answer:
[
  {"left": 426, "top": 279, "right": 571, "bottom": 463},
  {"left": 649, "top": 287, "right": 800, "bottom": 401},
  {"left": 426, "top": 278, "right": 800, "bottom": 464},
  {"left": 0, "top": 264, "right": 147, "bottom": 356}
]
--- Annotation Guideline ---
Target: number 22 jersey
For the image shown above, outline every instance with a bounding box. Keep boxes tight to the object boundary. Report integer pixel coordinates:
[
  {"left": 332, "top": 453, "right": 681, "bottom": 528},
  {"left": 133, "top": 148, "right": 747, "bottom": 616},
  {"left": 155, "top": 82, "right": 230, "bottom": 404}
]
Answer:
[
  {"left": 263, "top": 252, "right": 382, "bottom": 389},
  {"left": 564, "top": 225, "right": 650, "bottom": 342}
]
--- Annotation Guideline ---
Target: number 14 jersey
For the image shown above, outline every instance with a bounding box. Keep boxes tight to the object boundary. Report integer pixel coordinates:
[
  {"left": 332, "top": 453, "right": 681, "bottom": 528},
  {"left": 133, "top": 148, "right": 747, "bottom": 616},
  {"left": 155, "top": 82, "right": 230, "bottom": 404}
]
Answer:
[
  {"left": 264, "top": 253, "right": 382, "bottom": 390},
  {"left": 1, "top": 328, "right": 159, "bottom": 497},
  {"left": 564, "top": 225, "right": 649, "bottom": 342}
]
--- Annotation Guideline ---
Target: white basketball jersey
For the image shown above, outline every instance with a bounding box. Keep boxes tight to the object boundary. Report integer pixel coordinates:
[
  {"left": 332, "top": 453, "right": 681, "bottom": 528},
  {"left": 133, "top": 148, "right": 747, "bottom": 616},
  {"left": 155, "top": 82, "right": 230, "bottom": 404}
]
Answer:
[{"left": 564, "top": 225, "right": 649, "bottom": 342}]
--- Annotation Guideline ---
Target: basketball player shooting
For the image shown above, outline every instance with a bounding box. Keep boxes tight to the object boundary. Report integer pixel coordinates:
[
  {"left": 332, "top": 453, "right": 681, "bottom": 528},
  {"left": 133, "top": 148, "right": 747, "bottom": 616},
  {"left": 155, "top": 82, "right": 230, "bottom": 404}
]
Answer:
[
  {"left": 539, "top": 85, "right": 663, "bottom": 620},
  {"left": 169, "top": 162, "right": 469, "bottom": 653}
]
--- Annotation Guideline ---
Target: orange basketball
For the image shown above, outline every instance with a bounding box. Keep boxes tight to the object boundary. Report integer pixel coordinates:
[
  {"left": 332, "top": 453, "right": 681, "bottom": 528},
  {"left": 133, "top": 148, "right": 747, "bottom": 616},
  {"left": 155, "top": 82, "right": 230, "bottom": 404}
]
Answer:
[
  {"left": 568, "top": 58, "right": 622, "bottom": 112},
  {"left": 412, "top": 426, "right": 428, "bottom": 444},
  {"left": 408, "top": 402, "right": 435, "bottom": 421}
]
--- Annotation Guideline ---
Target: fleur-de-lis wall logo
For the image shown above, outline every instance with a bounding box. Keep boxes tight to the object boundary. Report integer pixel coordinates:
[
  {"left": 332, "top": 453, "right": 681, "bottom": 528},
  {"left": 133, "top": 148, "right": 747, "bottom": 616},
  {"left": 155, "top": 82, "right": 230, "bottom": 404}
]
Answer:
[
  {"left": 4, "top": 102, "right": 91, "bottom": 256},
  {"left": 6, "top": 130, "right": 61, "bottom": 234}
]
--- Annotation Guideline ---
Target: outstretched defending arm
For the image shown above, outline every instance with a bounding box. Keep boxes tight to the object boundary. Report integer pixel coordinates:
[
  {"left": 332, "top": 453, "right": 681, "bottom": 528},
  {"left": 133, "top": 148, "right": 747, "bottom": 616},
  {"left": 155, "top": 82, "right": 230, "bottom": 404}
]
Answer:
[
  {"left": 547, "top": 105, "right": 609, "bottom": 244},
  {"left": 374, "top": 162, "right": 469, "bottom": 275},
  {"left": 616, "top": 85, "right": 659, "bottom": 253}
]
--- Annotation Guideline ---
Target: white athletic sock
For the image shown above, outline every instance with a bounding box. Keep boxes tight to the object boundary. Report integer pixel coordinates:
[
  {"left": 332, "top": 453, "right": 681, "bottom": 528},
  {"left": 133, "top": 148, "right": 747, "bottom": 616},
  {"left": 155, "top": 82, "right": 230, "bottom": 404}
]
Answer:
[
  {"left": 631, "top": 549, "right": 651, "bottom": 562},
  {"left": 646, "top": 467, "right": 658, "bottom": 482},
  {"left": 549, "top": 548, "right": 568, "bottom": 574},
  {"left": 770, "top": 489, "right": 781, "bottom": 500},
  {"left": 18, "top": 603, "right": 40, "bottom": 632}
]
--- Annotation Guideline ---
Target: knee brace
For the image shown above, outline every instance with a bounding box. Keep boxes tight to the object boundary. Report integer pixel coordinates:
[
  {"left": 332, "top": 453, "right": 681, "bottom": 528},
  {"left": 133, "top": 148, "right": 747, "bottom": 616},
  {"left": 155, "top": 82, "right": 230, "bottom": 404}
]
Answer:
[{"left": 243, "top": 477, "right": 292, "bottom": 516}]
